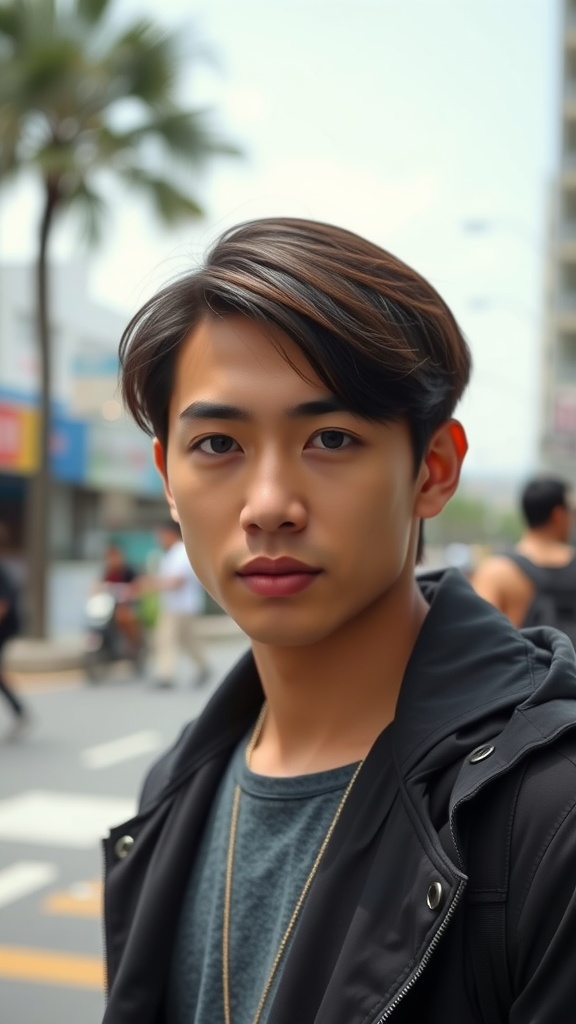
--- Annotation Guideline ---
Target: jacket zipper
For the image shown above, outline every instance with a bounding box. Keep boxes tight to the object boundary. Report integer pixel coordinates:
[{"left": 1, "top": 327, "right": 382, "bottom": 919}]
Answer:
[
  {"left": 374, "top": 747, "right": 529, "bottom": 1023},
  {"left": 371, "top": 877, "right": 466, "bottom": 1022}
]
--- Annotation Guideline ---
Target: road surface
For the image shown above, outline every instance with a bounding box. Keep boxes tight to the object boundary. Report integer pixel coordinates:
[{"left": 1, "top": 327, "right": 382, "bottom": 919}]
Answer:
[{"left": 0, "top": 638, "right": 249, "bottom": 1024}]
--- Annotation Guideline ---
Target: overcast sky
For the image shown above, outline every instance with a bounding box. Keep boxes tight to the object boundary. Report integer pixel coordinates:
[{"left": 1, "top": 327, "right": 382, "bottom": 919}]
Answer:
[{"left": 0, "top": 0, "right": 562, "bottom": 478}]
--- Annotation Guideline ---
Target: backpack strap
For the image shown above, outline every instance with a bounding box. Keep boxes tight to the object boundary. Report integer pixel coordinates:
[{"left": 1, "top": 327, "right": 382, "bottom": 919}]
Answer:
[
  {"left": 462, "top": 764, "right": 526, "bottom": 1024},
  {"left": 505, "top": 551, "right": 550, "bottom": 587}
]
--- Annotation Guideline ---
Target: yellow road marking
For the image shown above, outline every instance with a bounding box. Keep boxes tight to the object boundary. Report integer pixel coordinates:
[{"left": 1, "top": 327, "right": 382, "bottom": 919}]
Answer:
[
  {"left": 43, "top": 880, "right": 102, "bottom": 918},
  {"left": 0, "top": 946, "right": 104, "bottom": 989}
]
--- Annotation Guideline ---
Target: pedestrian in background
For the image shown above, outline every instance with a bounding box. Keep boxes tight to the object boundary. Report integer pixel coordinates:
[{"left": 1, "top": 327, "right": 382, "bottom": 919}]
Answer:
[
  {"left": 99, "top": 543, "right": 142, "bottom": 652},
  {"left": 0, "top": 525, "right": 31, "bottom": 738},
  {"left": 471, "top": 476, "right": 576, "bottom": 642},
  {"left": 141, "top": 521, "right": 210, "bottom": 688}
]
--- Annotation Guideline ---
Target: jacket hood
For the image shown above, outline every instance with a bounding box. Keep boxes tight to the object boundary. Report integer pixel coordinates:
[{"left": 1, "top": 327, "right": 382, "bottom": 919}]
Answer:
[{"left": 395, "top": 568, "right": 576, "bottom": 781}]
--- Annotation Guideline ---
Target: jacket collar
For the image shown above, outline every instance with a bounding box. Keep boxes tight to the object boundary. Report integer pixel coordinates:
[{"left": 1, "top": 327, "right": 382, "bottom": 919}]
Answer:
[{"left": 167, "top": 569, "right": 576, "bottom": 791}]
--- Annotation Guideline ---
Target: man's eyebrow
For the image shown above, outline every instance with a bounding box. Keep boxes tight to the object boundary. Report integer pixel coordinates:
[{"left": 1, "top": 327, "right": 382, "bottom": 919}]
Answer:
[
  {"left": 179, "top": 401, "right": 250, "bottom": 422},
  {"left": 178, "top": 397, "right": 349, "bottom": 422},
  {"left": 287, "top": 398, "right": 349, "bottom": 418}
]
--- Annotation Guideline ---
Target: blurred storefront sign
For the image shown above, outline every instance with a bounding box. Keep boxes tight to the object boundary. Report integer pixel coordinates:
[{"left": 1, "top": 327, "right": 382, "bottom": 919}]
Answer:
[
  {"left": 0, "top": 401, "right": 38, "bottom": 472},
  {"left": 71, "top": 352, "right": 120, "bottom": 416},
  {"left": 51, "top": 414, "right": 87, "bottom": 482},
  {"left": 0, "top": 393, "right": 160, "bottom": 496},
  {"left": 85, "top": 421, "right": 162, "bottom": 494},
  {"left": 0, "top": 397, "right": 87, "bottom": 481}
]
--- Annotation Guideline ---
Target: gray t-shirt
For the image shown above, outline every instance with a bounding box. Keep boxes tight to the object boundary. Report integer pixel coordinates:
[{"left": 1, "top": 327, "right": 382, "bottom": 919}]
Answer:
[{"left": 166, "top": 728, "right": 359, "bottom": 1024}]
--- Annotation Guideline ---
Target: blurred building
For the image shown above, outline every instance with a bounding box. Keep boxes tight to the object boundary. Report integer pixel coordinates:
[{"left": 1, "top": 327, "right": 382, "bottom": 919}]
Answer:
[
  {"left": 541, "top": 0, "right": 576, "bottom": 480},
  {"left": 0, "top": 261, "right": 167, "bottom": 560}
]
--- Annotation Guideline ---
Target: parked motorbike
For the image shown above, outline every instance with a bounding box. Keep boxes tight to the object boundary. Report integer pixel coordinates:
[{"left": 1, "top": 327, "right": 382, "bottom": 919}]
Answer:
[{"left": 83, "top": 584, "right": 146, "bottom": 682}]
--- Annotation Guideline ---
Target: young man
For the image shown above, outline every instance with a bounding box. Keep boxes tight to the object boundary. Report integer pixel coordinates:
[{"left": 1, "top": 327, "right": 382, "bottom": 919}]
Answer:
[
  {"left": 102, "top": 219, "right": 576, "bottom": 1024},
  {"left": 472, "top": 476, "right": 576, "bottom": 634}
]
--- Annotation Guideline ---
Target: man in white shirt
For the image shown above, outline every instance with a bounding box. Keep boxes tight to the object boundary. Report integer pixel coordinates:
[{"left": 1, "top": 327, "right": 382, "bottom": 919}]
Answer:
[{"left": 149, "top": 521, "right": 210, "bottom": 688}]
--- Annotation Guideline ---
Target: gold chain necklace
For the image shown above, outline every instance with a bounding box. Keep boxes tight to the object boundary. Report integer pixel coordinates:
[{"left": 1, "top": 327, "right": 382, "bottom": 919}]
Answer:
[{"left": 222, "top": 703, "right": 364, "bottom": 1024}]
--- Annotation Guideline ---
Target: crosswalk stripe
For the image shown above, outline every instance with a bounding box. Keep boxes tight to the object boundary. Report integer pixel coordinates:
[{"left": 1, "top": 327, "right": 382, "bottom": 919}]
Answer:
[
  {"left": 0, "top": 946, "right": 104, "bottom": 989},
  {"left": 0, "top": 862, "right": 58, "bottom": 909},
  {"left": 0, "top": 791, "right": 135, "bottom": 848},
  {"left": 82, "top": 730, "right": 162, "bottom": 769}
]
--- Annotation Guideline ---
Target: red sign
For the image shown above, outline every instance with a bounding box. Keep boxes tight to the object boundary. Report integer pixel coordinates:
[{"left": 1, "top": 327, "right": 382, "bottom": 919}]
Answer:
[{"left": 0, "top": 403, "right": 38, "bottom": 471}]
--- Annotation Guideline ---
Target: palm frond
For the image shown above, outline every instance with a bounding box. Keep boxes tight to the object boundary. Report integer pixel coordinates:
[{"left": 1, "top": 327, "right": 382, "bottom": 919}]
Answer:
[
  {"left": 120, "top": 167, "right": 204, "bottom": 223},
  {"left": 140, "top": 108, "right": 242, "bottom": 162},
  {"left": 0, "top": 2, "right": 20, "bottom": 41},
  {"left": 0, "top": 0, "right": 241, "bottom": 233},
  {"left": 105, "top": 22, "right": 178, "bottom": 102},
  {"left": 75, "top": 0, "right": 112, "bottom": 26}
]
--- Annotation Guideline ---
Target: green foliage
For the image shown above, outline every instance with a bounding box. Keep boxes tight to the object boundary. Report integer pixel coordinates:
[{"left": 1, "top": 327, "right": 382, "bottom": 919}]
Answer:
[
  {"left": 0, "top": 0, "right": 240, "bottom": 227},
  {"left": 425, "top": 493, "right": 523, "bottom": 547}
]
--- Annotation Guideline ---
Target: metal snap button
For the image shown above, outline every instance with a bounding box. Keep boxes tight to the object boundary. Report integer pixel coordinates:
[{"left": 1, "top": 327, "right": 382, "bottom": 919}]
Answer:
[
  {"left": 469, "top": 744, "right": 495, "bottom": 764},
  {"left": 114, "top": 835, "right": 135, "bottom": 860},
  {"left": 427, "top": 881, "right": 443, "bottom": 911}
]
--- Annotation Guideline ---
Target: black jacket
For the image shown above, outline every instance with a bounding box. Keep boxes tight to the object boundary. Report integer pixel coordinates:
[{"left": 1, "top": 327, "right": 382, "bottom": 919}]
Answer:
[{"left": 102, "top": 570, "right": 576, "bottom": 1023}]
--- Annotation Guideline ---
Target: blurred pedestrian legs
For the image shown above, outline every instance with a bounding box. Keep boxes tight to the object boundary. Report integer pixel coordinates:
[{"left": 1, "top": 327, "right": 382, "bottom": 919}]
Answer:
[
  {"left": 153, "top": 608, "right": 210, "bottom": 688},
  {"left": 140, "top": 522, "right": 210, "bottom": 688},
  {"left": 0, "top": 525, "right": 31, "bottom": 738}
]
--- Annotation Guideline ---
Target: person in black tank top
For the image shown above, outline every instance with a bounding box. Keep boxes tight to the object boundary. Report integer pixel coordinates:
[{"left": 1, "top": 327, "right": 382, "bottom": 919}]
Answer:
[{"left": 472, "top": 476, "right": 576, "bottom": 640}]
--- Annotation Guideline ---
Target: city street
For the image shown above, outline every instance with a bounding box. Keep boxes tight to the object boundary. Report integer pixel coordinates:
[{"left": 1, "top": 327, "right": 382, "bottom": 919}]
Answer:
[{"left": 0, "top": 637, "right": 249, "bottom": 1024}]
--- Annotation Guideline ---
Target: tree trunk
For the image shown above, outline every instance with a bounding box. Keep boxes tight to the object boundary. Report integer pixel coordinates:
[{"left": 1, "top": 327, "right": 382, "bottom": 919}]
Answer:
[{"left": 25, "top": 181, "right": 58, "bottom": 638}]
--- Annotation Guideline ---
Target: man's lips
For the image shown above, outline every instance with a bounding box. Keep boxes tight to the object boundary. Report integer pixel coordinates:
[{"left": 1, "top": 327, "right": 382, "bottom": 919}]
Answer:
[
  {"left": 236, "top": 558, "right": 322, "bottom": 597},
  {"left": 237, "top": 557, "right": 320, "bottom": 576}
]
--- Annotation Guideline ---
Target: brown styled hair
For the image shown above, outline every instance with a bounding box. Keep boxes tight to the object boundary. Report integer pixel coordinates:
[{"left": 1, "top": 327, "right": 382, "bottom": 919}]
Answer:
[{"left": 119, "top": 217, "right": 471, "bottom": 466}]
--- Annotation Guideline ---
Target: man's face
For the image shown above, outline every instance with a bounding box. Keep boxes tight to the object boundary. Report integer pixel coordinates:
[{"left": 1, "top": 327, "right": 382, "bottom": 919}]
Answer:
[{"left": 154, "top": 315, "right": 435, "bottom": 647}]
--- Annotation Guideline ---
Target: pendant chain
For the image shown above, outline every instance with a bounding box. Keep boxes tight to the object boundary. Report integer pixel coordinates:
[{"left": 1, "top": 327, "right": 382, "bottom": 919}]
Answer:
[{"left": 222, "top": 703, "right": 363, "bottom": 1024}]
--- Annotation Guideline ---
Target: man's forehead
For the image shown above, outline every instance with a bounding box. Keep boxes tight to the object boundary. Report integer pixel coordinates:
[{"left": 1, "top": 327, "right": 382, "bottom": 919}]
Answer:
[
  {"left": 170, "top": 315, "right": 339, "bottom": 414},
  {"left": 179, "top": 314, "right": 302, "bottom": 365}
]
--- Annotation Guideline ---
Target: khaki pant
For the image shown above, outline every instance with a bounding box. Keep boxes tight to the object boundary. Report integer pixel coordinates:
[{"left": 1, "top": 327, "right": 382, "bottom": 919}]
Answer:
[{"left": 153, "top": 609, "right": 209, "bottom": 682}]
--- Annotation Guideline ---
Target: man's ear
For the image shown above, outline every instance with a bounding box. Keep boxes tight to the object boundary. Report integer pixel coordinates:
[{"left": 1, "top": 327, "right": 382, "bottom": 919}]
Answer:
[
  {"left": 414, "top": 419, "right": 468, "bottom": 520},
  {"left": 152, "top": 438, "right": 180, "bottom": 524}
]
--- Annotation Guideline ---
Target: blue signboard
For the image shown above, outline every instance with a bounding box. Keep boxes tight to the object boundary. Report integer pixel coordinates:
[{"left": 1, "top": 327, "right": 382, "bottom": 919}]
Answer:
[{"left": 51, "top": 415, "right": 87, "bottom": 483}]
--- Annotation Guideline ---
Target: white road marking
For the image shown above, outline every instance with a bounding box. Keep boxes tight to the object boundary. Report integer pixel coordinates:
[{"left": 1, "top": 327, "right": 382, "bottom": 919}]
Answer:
[
  {"left": 0, "top": 791, "right": 135, "bottom": 848},
  {"left": 0, "top": 862, "right": 58, "bottom": 908},
  {"left": 82, "top": 730, "right": 162, "bottom": 769}
]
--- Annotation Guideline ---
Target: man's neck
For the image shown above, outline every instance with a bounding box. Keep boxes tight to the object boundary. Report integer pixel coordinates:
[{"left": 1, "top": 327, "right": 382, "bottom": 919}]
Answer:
[
  {"left": 249, "top": 577, "right": 429, "bottom": 777},
  {"left": 517, "top": 530, "right": 574, "bottom": 566}
]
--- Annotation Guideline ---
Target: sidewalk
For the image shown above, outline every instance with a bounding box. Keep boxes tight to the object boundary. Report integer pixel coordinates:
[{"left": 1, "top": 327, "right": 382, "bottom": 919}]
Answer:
[{"left": 4, "top": 615, "right": 246, "bottom": 675}]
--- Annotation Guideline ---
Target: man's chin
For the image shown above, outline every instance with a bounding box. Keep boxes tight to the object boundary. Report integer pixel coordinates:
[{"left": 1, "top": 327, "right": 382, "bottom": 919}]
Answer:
[{"left": 230, "top": 613, "right": 336, "bottom": 650}]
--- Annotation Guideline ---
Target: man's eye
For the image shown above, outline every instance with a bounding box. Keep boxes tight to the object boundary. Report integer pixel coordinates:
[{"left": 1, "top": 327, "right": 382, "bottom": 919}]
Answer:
[
  {"left": 194, "top": 435, "right": 239, "bottom": 455},
  {"left": 309, "top": 430, "right": 354, "bottom": 450}
]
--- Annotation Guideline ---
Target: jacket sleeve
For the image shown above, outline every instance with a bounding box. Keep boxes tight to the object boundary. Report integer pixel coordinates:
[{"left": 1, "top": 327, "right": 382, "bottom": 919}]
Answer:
[{"left": 509, "top": 767, "right": 576, "bottom": 1022}]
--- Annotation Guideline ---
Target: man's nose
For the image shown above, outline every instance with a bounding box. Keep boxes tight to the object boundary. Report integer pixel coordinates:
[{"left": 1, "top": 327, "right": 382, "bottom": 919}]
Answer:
[{"left": 239, "top": 458, "right": 308, "bottom": 534}]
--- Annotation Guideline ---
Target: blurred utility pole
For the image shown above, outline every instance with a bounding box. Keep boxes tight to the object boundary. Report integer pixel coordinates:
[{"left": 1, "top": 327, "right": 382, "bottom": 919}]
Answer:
[{"left": 0, "top": 0, "right": 240, "bottom": 637}]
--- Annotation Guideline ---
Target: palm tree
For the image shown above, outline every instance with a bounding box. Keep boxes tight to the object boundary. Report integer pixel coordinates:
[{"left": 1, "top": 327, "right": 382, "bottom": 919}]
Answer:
[{"left": 0, "top": 0, "right": 238, "bottom": 636}]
